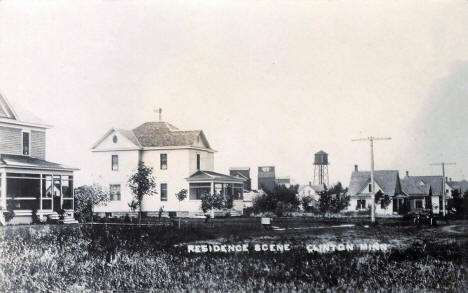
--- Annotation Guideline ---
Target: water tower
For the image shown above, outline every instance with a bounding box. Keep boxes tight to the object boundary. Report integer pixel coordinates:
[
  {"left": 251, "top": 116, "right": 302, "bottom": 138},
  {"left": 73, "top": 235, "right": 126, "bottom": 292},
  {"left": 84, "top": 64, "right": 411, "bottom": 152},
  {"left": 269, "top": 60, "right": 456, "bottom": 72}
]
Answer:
[{"left": 313, "top": 150, "right": 329, "bottom": 186}]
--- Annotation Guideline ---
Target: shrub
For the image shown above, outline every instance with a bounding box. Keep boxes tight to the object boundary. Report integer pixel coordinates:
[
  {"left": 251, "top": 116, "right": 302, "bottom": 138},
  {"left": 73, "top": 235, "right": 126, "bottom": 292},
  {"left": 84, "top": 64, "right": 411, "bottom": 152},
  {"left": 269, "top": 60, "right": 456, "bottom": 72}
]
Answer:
[
  {"left": 243, "top": 207, "right": 254, "bottom": 216},
  {"left": 253, "top": 185, "right": 299, "bottom": 216}
]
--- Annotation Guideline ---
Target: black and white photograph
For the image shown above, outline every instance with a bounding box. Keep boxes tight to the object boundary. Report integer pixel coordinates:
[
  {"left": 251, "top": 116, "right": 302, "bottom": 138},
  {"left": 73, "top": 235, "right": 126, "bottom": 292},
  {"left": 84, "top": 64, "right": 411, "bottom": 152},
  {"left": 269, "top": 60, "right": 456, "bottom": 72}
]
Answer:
[{"left": 0, "top": 0, "right": 467, "bottom": 291}]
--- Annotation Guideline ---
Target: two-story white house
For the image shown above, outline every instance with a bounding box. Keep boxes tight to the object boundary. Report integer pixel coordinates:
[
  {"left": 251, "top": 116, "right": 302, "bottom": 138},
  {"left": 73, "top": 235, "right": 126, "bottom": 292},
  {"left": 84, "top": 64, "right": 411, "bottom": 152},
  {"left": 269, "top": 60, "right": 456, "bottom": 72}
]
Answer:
[
  {"left": 0, "top": 93, "right": 77, "bottom": 224},
  {"left": 91, "top": 120, "right": 244, "bottom": 217}
]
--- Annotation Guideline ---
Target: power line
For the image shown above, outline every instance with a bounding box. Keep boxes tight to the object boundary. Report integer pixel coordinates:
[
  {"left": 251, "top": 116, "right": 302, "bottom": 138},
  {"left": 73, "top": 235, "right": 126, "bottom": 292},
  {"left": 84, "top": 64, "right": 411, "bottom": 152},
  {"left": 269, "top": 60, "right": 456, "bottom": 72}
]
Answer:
[{"left": 352, "top": 136, "right": 392, "bottom": 223}]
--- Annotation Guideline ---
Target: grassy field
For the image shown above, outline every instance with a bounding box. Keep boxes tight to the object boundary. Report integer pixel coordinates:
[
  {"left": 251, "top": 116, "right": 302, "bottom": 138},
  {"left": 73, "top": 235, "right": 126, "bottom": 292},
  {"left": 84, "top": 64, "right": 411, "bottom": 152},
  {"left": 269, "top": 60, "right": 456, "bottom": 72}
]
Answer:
[{"left": 0, "top": 219, "right": 467, "bottom": 292}]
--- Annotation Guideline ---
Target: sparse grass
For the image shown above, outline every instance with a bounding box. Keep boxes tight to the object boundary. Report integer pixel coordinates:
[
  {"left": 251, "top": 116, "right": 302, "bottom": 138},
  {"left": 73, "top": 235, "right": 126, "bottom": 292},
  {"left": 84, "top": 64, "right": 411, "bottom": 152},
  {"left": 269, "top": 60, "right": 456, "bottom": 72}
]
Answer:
[{"left": 0, "top": 220, "right": 467, "bottom": 292}]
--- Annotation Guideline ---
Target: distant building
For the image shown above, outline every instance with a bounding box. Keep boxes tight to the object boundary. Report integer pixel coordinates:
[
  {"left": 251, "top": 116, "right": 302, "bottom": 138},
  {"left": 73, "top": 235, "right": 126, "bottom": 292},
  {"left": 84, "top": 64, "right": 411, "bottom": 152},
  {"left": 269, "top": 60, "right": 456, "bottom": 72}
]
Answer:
[
  {"left": 258, "top": 166, "right": 276, "bottom": 192},
  {"left": 275, "top": 177, "right": 291, "bottom": 187},
  {"left": 446, "top": 178, "right": 468, "bottom": 196},
  {"left": 230, "top": 167, "right": 251, "bottom": 192},
  {"left": 298, "top": 182, "right": 325, "bottom": 209}
]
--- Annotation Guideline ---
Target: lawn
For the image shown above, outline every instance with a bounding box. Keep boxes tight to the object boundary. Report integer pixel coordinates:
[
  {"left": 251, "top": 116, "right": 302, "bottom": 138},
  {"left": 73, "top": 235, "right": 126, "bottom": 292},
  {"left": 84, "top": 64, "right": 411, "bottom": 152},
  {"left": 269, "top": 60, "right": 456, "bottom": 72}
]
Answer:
[{"left": 0, "top": 219, "right": 467, "bottom": 292}]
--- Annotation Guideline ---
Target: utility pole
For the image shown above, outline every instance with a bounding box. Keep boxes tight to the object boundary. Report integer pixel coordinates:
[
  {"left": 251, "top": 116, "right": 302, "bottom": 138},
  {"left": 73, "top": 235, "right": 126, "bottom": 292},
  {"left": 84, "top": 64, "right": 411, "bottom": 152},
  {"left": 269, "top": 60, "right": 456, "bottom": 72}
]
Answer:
[
  {"left": 430, "top": 162, "right": 456, "bottom": 217},
  {"left": 352, "top": 136, "right": 392, "bottom": 223}
]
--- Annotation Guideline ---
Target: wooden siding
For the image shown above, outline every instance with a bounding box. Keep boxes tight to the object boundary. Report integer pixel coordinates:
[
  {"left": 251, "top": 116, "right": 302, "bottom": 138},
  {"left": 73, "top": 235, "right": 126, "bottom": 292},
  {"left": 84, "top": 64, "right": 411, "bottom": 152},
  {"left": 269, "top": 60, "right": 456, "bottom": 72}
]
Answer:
[
  {"left": 31, "top": 130, "right": 46, "bottom": 159},
  {"left": 0, "top": 126, "right": 22, "bottom": 155}
]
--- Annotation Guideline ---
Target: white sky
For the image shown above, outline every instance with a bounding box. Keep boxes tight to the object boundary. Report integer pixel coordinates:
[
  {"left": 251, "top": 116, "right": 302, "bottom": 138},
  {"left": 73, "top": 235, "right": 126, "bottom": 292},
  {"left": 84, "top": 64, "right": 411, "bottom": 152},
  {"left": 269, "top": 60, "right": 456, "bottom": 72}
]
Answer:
[{"left": 1, "top": 0, "right": 467, "bottom": 188}]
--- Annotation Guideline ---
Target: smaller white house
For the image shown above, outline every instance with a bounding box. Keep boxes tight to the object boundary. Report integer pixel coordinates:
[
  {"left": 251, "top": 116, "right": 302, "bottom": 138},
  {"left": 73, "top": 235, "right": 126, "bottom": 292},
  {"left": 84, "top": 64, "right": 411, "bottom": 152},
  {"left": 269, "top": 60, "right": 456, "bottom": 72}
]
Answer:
[{"left": 297, "top": 183, "right": 325, "bottom": 209}]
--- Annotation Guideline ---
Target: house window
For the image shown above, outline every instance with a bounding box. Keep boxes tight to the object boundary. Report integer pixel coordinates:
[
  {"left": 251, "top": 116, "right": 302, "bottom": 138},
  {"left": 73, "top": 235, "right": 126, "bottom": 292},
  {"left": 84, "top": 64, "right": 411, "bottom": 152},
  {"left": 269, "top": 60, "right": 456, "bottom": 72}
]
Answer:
[
  {"left": 196, "top": 154, "right": 201, "bottom": 170},
  {"left": 416, "top": 200, "right": 423, "bottom": 209},
  {"left": 160, "top": 183, "right": 167, "bottom": 201},
  {"left": 357, "top": 199, "right": 366, "bottom": 209},
  {"left": 113, "top": 135, "right": 118, "bottom": 143},
  {"left": 368, "top": 184, "right": 372, "bottom": 192},
  {"left": 189, "top": 183, "right": 211, "bottom": 200},
  {"left": 160, "top": 154, "right": 167, "bottom": 170},
  {"left": 22, "top": 132, "right": 30, "bottom": 155},
  {"left": 109, "top": 184, "right": 121, "bottom": 201},
  {"left": 111, "top": 155, "right": 119, "bottom": 171}
]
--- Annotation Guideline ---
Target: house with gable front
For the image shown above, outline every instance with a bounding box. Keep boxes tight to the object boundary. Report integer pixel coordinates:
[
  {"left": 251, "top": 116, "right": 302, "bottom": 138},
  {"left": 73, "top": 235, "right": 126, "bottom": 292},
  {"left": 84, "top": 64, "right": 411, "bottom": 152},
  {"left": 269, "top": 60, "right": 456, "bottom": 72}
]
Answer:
[
  {"left": 402, "top": 171, "right": 456, "bottom": 214},
  {"left": 345, "top": 165, "right": 403, "bottom": 215},
  {"left": 0, "top": 93, "right": 77, "bottom": 224},
  {"left": 91, "top": 120, "right": 245, "bottom": 217},
  {"left": 298, "top": 183, "right": 325, "bottom": 209}
]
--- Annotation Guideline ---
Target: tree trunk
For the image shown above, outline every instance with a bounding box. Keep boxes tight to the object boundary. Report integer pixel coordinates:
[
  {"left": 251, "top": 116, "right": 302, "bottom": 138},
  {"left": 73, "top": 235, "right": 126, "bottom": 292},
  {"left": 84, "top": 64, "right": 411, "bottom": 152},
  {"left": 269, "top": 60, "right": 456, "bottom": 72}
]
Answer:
[
  {"left": 138, "top": 201, "right": 142, "bottom": 225},
  {"left": 90, "top": 198, "right": 93, "bottom": 225}
]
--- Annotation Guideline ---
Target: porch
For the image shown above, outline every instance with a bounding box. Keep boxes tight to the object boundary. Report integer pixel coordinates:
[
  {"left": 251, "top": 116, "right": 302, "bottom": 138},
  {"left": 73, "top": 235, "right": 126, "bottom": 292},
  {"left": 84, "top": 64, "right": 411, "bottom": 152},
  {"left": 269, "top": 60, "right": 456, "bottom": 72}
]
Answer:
[
  {"left": 0, "top": 154, "right": 77, "bottom": 223},
  {"left": 186, "top": 170, "right": 245, "bottom": 216}
]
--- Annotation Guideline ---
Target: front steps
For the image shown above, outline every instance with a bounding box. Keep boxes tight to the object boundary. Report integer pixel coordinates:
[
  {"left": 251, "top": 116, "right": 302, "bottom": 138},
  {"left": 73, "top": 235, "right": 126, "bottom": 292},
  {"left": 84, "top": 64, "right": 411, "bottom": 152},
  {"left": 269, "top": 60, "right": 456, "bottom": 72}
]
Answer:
[{"left": 47, "top": 212, "right": 79, "bottom": 224}]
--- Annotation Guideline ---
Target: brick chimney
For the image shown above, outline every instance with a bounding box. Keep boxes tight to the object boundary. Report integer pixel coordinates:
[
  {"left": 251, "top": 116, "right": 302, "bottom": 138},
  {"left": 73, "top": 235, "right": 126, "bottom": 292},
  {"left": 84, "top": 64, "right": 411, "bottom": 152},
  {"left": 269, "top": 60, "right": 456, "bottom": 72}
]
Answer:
[{"left": 354, "top": 165, "right": 358, "bottom": 172}]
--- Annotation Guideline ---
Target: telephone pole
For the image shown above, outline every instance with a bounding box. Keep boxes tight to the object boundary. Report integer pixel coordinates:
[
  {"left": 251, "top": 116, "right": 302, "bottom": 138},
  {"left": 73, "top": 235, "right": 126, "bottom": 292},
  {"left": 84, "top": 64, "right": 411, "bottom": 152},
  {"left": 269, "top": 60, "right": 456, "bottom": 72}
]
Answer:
[
  {"left": 352, "top": 136, "right": 392, "bottom": 223},
  {"left": 429, "top": 162, "right": 456, "bottom": 217}
]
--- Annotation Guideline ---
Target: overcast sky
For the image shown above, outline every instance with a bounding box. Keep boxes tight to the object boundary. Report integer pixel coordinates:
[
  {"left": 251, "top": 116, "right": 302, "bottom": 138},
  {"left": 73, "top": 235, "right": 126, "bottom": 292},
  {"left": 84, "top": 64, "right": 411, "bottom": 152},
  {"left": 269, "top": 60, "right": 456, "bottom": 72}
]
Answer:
[{"left": 1, "top": 0, "right": 467, "bottom": 188}]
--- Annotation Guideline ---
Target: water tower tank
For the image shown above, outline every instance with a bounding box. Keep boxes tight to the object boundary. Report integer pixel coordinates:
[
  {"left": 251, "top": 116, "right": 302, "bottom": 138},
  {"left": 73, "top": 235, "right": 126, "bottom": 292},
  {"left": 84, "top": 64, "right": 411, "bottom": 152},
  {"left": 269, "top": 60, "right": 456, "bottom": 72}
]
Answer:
[{"left": 314, "top": 151, "right": 328, "bottom": 165}]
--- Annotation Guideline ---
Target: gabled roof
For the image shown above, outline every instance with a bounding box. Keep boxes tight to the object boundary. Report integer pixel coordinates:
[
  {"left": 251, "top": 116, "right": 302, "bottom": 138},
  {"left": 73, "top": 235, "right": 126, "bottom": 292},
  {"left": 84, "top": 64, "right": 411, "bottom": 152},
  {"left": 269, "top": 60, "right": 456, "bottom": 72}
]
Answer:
[
  {"left": 0, "top": 154, "right": 77, "bottom": 171},
  {"left": 405, "top": 176, "right": 444, "bottom": 196},
  {"left": 0, "top": 92, "right": 50, "bottom": 128},
  {"left": 186, "top": 170, "right": 244, "bottom": 182},
  {"left": 229, "top": 167, "right": 250, "bottom": 171},
  {"left": 448, "top": 180, "right": 468, "bottom": 194},
  {"left": 298, "top": 184, "right": 325, "bottom": 193},
  {"left": 401, "top": 177, "right": 431, "bottom": 196},
  {"left": 230, "top": 171, "right": 249, "bottom": 180},
  {"left": 92, "top": 121, "right": 213, "bottom": 151},
  {"left": 348, "top": 170, "right": 400, "bottom": 196},
  {"left": 116, "top": 128, "right": 142, "bottom": 148}
]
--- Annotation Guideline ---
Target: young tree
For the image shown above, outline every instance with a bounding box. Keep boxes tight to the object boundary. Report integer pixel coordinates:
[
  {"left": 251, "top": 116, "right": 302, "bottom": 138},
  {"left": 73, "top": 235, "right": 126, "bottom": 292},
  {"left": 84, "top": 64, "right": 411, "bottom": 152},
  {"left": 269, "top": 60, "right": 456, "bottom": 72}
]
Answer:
[
  {"left": 128, "top": 161, "right": 157, "bottom": 224},
  {"left": 200, "top": 193, "right": 225, "bottom": 219},
  {"left": 318, "top": 182, "right": 350, "bottom": 214},
  {"left": 175, "top": 189, "right": 188, "bottom": 229},
  {"left": 74, "top": 184, "right": 109, "bottom": 222}
]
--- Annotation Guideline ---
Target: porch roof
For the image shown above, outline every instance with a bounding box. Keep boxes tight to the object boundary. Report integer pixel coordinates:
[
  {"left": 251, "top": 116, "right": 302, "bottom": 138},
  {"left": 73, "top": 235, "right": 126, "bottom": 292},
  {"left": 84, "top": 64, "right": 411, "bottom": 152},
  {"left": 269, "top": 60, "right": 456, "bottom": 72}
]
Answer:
[
  {"left": 186, "top": 170, "right": 245, "bottom": 183},
  {"left": 0, "top": 154, "right": 77, "bottom": 171}
]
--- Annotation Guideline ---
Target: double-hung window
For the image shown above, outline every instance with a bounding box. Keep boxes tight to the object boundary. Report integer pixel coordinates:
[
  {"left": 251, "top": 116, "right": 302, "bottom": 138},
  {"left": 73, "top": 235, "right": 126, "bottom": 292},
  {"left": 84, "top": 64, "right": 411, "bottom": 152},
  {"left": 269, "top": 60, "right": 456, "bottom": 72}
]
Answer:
[
  {"left": 110, "top": 184, "right": 121, "bottom": 201},
  {"left": 22, "top": 132, "right": 30, "bottom": 156},
  {"left": 160, "top": 154, "right": 167, "bottom": 170},
  {"left": 160, "top": 183, "right": 167, "bottom": 201},
  {"left": 196, "top": 154, "right": 201, "bottom": 170},
  {"left": 111, "top": 155, "right": 119, "bottom": 171},
  {"left": 357, "top": 199, "right": 366, "bottom": 210}
]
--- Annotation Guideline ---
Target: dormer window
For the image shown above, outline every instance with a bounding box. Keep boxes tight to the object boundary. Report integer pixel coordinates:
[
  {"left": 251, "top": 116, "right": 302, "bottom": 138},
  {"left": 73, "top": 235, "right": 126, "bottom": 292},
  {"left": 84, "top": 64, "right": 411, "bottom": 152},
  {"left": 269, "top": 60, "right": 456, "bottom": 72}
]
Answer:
[{"left": 22, "top": 131, "right": 30, "bottom": 156}]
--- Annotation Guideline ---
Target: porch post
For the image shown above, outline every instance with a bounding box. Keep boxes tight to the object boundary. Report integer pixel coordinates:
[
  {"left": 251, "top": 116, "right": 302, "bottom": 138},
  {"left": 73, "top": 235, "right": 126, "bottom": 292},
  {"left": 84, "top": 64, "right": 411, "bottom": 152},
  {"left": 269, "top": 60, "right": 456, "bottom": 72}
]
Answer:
[
  {"left": 39, "top": 174, "right": 43, "bottom": 210},
  {"left": 0, "top": 169, "right": 7, "bottom": 209},
  {"left": 1, "top": 169, "right": 6, "bottom": 210}
]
